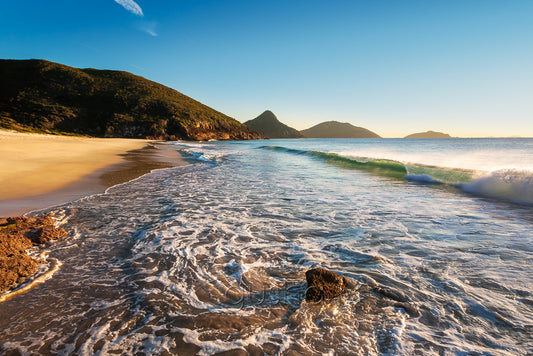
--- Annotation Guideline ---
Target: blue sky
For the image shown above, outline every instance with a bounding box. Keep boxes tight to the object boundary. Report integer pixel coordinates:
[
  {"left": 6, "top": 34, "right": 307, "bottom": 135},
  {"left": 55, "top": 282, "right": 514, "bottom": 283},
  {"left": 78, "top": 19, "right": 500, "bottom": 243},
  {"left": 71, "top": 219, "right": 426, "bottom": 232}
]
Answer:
[{"left": 1, "top": 0, "right": 532, "bottom": 137}]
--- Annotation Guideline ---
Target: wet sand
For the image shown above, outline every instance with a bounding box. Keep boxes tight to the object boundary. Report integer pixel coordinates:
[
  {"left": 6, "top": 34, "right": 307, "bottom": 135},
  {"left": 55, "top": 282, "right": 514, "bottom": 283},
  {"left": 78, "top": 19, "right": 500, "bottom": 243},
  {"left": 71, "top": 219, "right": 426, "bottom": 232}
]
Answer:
[{"left": 0, "top": 130, "right": 189, "bottom": 217}]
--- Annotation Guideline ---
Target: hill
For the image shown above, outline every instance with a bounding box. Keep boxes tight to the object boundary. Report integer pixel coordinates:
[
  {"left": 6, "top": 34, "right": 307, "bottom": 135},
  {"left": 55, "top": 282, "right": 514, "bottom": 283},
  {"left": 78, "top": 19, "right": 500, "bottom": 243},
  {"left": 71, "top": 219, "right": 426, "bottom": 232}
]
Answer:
[
  {"left": 300, "top": 121, "right": 381, "bottom": 138},
  {"left": 244, "top": 110, "right": 304, "bottom": 138},
  {"left": 0, "top": 59, "right": 262, "bottom": 141},
  {"left": 405, "top": 131, "right": 451, "bottom": 138}
]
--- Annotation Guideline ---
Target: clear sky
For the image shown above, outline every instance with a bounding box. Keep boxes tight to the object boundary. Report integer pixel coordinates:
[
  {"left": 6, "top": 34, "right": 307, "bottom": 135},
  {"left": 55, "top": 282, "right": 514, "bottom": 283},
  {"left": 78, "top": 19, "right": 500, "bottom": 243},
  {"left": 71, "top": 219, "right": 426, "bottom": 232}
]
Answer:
[{"left": 1, "top": 0, "right": 532, "bottom": 137}]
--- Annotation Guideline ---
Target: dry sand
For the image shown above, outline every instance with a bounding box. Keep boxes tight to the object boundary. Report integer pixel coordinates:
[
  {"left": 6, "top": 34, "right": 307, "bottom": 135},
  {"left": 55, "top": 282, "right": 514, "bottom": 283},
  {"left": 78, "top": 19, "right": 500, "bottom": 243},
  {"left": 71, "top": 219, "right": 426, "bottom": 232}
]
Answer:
[{"left": 0, "top": 130, "right": 188, "bottom": 216}]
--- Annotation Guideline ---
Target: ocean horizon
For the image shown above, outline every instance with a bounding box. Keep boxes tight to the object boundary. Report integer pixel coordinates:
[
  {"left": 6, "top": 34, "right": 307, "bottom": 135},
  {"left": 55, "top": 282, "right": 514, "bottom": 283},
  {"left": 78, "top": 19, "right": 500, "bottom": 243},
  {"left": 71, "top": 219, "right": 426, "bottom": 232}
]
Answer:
[{"left": 1, "top": 137, "right": 532, "bottom": 355}]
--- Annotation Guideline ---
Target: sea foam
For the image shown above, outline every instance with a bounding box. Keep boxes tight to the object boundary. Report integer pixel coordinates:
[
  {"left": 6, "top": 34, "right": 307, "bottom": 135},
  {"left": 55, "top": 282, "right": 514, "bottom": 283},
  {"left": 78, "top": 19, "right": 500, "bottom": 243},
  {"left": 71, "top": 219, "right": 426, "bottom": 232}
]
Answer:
[{"left": 460, "top": 168, "right": 533, "bottom": 205}]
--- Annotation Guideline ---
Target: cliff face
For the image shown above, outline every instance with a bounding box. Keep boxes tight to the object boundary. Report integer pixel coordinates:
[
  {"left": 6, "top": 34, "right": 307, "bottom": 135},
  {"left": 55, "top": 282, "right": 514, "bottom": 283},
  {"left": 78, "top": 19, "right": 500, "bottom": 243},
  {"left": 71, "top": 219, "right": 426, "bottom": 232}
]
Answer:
[
  {"left": 0, "top": 59, "right": 262, "bottom": 141},
  {"left": 244, "top": 110, "right": 304, "bottom": 138},
  {"left": 300, "top": 121, "right": 381, "bottom": 138},
  {"left": 404, "top": 131, "right": 451, "bottom": 138}
]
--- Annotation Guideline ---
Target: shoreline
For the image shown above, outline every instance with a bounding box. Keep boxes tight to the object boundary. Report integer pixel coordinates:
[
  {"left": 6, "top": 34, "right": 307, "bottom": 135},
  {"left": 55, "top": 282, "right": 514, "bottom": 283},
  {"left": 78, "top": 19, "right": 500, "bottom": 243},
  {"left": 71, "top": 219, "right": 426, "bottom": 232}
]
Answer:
[
  {"left": 0, "top": 130, "right": 190, "bottom": 217},
  {"left": 0, "top": 131, "right": 191, "bottom": 297}
]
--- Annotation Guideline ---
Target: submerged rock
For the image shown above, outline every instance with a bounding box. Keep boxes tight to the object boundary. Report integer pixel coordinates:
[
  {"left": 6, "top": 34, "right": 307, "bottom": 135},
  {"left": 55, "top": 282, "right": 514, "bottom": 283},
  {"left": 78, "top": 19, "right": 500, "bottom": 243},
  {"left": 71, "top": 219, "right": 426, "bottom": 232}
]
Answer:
[
  {"left": 0, "top": 216, "right": 68, "bottom": 293},
  {"left": 305, "top": 268, "right": 347, "bottom": 302}
]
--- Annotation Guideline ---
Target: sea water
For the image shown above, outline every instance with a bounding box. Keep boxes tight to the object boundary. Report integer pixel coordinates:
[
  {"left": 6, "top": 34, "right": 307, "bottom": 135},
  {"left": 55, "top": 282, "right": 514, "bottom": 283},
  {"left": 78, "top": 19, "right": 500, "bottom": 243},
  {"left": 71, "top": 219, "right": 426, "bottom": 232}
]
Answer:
[{"left": 0, "top": 138, "right": 532, "bottom": 355}]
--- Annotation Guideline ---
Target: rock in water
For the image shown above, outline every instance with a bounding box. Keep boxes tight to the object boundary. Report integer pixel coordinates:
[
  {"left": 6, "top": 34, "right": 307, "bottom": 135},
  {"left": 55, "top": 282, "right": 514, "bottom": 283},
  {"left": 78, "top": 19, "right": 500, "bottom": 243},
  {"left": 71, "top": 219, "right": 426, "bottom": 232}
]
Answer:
[{"left": 305, "top": 268, "right": 347, "bottom": 302}]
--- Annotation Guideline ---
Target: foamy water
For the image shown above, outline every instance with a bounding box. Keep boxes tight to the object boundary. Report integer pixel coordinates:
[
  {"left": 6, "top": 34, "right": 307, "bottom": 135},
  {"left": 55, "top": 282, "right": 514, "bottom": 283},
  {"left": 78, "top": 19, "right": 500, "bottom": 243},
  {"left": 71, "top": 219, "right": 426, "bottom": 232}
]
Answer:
[{"left": 0, "top": 138, "right": 532, "bottom": 355}]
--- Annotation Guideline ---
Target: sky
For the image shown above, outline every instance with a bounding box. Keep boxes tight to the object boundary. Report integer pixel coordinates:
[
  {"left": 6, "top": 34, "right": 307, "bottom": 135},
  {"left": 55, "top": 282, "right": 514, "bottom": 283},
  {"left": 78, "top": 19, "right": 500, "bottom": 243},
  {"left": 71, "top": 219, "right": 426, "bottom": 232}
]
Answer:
[{"left": 1, "top": 0, "right": 532, "bottom": 138}]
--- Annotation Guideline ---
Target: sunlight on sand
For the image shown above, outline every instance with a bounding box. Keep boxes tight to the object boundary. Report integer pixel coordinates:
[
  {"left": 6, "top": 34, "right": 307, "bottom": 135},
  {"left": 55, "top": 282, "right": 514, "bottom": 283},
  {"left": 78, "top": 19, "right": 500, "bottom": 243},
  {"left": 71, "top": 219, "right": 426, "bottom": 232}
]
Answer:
[{"left": 0, "top": 129, "right": 148, "bottom": 200}]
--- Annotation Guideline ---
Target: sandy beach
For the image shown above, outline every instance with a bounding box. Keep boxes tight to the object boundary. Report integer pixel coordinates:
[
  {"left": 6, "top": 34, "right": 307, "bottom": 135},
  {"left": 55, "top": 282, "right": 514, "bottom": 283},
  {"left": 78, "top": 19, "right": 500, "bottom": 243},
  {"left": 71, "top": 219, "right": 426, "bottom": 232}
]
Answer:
[{"left": 0, "top": 130, "right": 187, "bottom": 217}]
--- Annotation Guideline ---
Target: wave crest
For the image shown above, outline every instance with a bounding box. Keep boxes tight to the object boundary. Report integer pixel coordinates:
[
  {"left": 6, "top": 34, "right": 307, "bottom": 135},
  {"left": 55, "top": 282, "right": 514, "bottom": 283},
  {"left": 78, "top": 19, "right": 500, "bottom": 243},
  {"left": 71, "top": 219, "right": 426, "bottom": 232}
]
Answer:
[{"left": 259, "top": 145, "right": 533, "bottom": 205}]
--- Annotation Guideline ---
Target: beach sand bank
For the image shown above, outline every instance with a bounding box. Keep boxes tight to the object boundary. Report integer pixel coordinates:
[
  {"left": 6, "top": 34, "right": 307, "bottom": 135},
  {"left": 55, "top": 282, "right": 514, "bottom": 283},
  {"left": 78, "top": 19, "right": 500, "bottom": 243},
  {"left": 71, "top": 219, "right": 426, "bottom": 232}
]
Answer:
[{"left": 0, "top": 130, "right": 188, "bottom": 217}]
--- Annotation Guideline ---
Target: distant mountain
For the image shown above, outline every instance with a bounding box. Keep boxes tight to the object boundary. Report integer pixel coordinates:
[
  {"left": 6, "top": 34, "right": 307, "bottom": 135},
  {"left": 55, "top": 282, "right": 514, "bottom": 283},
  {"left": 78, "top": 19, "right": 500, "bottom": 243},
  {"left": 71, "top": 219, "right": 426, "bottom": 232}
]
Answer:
[
  {"left": 0, "top": 59, "right": 262, "bottom": 141},
  {"left": 405, "top": 131, "right": 451, "bottom": 138},
  {"left": 300, "top": 121, "right": 381, "bottom": 138},
  {"left": 244, "top": 110, "right": 304, "bottom": 139}
]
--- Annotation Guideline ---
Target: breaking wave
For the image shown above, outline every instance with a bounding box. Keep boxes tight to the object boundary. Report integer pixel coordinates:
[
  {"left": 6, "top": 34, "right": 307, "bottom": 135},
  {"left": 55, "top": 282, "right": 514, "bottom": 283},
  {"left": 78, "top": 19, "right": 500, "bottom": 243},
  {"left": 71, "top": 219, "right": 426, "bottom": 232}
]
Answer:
[
  {"left": 460, "top": 169, "right": 533, "bottom": 205},
  {"left": 259, "top": 146, "right": 533, "bottom": 205}
]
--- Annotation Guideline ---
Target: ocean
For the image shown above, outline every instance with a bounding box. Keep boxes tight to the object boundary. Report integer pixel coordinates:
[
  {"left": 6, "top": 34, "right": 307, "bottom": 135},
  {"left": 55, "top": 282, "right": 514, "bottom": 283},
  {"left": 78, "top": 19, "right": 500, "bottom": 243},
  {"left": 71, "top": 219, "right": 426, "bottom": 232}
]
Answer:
[{"left": 1, "top": 138, "right": 532, "bottom": 355}]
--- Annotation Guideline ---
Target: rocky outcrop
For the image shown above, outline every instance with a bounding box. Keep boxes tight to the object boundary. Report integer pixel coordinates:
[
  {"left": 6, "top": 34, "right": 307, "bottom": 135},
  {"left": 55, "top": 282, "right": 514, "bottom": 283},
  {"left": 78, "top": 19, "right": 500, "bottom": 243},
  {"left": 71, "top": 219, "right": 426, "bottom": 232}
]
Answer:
[
  {"left": 0, "top": 216, "right": 67, "bottom": 293},
  {"left": 305, "top": 268, "right": 348, "bottom": 302}
]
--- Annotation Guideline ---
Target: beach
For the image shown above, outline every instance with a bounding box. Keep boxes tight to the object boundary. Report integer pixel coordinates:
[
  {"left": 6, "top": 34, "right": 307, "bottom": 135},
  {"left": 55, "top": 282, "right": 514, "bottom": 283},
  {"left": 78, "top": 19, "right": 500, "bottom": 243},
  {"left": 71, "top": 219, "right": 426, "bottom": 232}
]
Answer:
[
  {"left": 0, "top": 130, "right": 188, "bottom": 217},
  {"left": 1, "top": 138, "right": 532, "bottom": 354},
  {"left": 0, "top": 129, "right": 189, "bottom": 299}
]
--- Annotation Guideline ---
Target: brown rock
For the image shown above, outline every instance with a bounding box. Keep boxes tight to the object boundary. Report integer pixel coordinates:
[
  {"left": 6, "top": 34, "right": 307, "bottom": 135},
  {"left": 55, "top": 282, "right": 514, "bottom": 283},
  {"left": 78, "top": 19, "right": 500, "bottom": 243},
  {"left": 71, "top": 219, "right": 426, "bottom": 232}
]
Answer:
[
  {"left": 305, "top": 268, "right": 347, "bottom": 302},
  {"left": 0, "top": 216, "right": 68, "bottom": 293}
]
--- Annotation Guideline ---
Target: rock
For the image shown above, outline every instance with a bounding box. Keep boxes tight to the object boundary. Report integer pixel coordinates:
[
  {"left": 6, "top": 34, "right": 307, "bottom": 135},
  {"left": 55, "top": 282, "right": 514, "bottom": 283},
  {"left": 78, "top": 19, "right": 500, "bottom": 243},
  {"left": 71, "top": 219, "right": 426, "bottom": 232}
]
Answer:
[
  {"left": 305, "top": 268, "right": 347, "bottom": 302},
  {"left": 0, "top": 216, "right": 68, "bottom": 293},
  {"left": 27, "top": 225, "right": 68, "bottom": 245}
]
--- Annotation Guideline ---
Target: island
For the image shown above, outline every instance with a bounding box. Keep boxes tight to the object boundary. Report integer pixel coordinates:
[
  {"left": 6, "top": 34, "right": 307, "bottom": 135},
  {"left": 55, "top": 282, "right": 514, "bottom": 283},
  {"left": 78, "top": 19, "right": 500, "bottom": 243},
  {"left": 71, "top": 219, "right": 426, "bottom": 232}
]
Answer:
[
  {"left": 404, "top": 131, "right": 451, "bottom": 138},
  {"left": 300, "top": 121, "right": 381, "bottom": 138}
]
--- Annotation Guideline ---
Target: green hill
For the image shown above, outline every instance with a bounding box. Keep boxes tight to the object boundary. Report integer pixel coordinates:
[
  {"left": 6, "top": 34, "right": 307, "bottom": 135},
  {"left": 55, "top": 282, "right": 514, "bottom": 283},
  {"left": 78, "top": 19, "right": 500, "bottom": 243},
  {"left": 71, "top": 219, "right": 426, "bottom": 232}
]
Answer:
[
  {"left": 244, "top": 110, "right": 304, "bottom": 138},
  {"left": 300, "top": 121, "right": 381, "bottom": 138},
  {"left": 404, "top": 131, "right": 451, "bottom": 138},
  {"left": 0, "top": 59, "right": 261, "bottom": 140}
]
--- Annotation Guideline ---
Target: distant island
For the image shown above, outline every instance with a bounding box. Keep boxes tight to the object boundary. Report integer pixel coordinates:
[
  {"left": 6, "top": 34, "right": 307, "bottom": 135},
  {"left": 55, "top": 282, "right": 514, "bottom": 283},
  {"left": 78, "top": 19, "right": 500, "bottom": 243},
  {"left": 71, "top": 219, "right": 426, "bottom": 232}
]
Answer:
[
  {"left": 300, "top": 121, "right": 381, "bottom": 138},
  {"left": 404, "top": 131, "right": 451, "bottom": 138},
  {"left": 244, "top": 110, "right": 304, "bottom": 139},
  {"left": 0, "top": 59, "right": 262, "bottom": 141}
]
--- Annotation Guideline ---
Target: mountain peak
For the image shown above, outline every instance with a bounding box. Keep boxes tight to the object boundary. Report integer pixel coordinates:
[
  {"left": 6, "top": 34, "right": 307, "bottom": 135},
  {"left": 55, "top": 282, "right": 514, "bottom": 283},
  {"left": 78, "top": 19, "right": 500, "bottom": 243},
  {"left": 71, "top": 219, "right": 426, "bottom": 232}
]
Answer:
[
  {"left": 251, "top": 110, "right": 279, "bottom": 123},
  {"left": 244, "top": 111, "right": 304, "bottom": 139}
]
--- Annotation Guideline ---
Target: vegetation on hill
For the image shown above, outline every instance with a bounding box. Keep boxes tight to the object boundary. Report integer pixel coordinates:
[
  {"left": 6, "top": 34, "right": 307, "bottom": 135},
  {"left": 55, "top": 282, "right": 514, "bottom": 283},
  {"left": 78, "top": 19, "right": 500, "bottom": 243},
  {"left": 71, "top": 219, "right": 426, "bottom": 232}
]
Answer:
[
  {"left": 300, "top": 121, "right": 381, "bottom": 138},
  {"left": 404, "top": 131, "right": 451, "bottom": 138},
  {"left": 0, "top": 59, "right": 261, "bottom": 140},
  {"left": 244, "top": 110, "right": 304, "bottom": 138}
]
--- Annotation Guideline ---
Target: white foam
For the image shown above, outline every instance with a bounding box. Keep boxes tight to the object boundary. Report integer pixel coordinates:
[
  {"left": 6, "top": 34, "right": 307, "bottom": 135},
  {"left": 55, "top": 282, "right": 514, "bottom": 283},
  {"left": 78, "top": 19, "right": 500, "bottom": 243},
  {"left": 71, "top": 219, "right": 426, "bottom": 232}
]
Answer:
[
  {"left": 176, "top": 325, "right": 293, "bottom": 356},
  {"left": 460, "top": 168, "right": 533, "bottom": 204}
]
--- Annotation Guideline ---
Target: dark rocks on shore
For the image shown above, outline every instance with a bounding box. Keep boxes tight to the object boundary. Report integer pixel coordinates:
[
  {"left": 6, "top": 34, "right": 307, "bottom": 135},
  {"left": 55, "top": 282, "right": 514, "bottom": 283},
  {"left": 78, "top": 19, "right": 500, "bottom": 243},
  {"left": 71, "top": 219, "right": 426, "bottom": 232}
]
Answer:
[
  {"left": 0, "top": 216, "right": 68, "bottom": 293},
  {"left": 305, "top": 268, "right": 348, "bottom": 302}
]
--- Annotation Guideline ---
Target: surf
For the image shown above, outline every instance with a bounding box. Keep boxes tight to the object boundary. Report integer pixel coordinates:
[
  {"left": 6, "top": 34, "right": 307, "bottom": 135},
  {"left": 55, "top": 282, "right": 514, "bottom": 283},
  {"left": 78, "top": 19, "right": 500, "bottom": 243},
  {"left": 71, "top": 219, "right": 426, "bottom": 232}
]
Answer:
[{"left": 258, "top": 145, "right": 533, "bottom": 205}]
